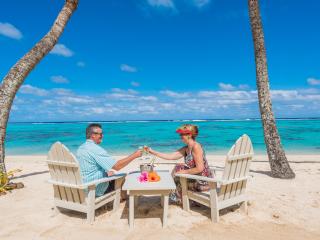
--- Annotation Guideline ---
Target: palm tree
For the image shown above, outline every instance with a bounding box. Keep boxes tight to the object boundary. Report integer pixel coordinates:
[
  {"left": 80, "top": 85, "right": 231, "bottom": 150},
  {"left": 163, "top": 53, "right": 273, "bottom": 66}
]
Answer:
[
  {"left": 0, "top": 0, "right": 79, "bottom": 173},
  {"left": 248, "top": 0, "right": 295, "bottom": 178}
]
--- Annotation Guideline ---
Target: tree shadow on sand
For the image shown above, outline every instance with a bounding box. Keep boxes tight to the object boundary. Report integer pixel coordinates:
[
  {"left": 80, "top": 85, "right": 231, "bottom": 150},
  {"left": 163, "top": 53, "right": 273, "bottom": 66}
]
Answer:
[
  {"left": 185, "top": 202, "right": 243, "bottom": 219},
  {"left": 249, "top": 170, "right": 273, "bottom": 177},
  {"left": 11, "top": 170, "right": 49, "bottom": 180},
  {"left": 53, "top": 201, "right": 117, "bottom": 221}
]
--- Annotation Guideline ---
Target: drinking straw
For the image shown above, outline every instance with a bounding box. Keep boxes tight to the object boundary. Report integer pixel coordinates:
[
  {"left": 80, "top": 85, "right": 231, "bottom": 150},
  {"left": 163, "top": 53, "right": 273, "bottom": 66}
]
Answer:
[{"left": 149, "top": 155, "right": 156, "bottom": 166}]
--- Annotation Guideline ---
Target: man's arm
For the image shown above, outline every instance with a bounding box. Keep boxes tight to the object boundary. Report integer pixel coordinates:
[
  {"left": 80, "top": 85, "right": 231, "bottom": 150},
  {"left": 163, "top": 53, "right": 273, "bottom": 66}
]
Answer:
[{"left": 112, "top": 150, "right": 141, "bottom": 171}]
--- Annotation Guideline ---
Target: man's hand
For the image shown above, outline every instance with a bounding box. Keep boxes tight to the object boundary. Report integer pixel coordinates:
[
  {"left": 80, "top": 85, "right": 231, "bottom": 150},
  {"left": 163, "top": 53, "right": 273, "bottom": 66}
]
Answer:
[
  {"left": 107, "top": 170, "right": 115, "bottom": 177},
  {"left": 133, "top": 149, "right": 142, "bottom": 159}
]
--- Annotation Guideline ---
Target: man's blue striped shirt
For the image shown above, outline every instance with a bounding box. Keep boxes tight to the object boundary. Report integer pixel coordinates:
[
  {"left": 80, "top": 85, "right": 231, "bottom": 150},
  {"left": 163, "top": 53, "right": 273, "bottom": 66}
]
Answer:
[{"left": 76, "top": 140, "right": 116, "bottom": 196}]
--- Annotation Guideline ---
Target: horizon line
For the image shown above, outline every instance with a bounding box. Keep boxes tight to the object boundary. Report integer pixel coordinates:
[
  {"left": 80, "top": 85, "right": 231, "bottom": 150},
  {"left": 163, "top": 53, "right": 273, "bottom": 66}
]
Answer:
[{"left": 8, "top": 117, "right": 320, "bottom": 124}]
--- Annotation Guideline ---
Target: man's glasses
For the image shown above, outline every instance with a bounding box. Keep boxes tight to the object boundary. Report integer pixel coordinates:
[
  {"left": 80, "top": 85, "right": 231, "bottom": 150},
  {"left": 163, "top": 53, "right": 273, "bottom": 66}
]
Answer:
[{"left": 92, "top": 132, "right": 103, "bottom": 136}]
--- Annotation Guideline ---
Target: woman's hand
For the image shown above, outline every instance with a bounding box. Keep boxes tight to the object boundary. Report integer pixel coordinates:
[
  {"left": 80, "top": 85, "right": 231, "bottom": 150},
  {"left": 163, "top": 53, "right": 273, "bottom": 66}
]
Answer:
[{"left": 145, "top": 146, "right": 156, "bottom": 155}]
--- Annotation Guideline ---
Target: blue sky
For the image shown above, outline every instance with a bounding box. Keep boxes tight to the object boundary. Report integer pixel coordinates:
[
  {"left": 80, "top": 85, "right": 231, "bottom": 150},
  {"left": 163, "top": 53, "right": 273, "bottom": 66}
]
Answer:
[{"left": 1, "top": 0, "right": 320, "bottom": 121}]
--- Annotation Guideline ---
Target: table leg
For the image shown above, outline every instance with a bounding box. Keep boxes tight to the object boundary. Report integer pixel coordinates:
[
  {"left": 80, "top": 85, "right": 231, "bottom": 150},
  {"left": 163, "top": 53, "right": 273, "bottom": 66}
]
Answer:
[
  {"left": 160, "top": 195, "right": 164, "bottom": 207},
  {"left": 162, "top": 194, "right": 169, "bottom": 227},
  {"left": 129, "top": 194, "right": 134, "bottom": 229}
]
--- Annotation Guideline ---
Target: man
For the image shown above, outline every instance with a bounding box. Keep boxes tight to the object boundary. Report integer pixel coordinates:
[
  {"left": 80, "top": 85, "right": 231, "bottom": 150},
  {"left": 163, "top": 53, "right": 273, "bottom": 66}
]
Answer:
[{"left": 77, "top": 123, "right": 141, "bottom": 197}]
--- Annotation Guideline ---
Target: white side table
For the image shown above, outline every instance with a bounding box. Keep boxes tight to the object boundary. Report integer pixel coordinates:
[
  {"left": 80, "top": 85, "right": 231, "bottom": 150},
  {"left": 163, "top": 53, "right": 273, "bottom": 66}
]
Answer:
[{"left": 122, "top": 170, "right": 176, "bottom": 228}]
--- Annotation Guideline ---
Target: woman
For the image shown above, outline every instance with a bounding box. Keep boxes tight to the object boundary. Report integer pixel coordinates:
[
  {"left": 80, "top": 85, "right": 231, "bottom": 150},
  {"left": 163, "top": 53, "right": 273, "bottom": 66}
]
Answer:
[{"left": 146, "top": 124, "right": 213, "bottom": 204}]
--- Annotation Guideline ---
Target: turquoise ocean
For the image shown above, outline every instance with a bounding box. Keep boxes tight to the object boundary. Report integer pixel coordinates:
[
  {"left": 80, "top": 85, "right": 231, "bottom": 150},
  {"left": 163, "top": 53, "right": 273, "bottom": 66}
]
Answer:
[{"left": 5, "top": 119, "right": 320, "bottom": 156}]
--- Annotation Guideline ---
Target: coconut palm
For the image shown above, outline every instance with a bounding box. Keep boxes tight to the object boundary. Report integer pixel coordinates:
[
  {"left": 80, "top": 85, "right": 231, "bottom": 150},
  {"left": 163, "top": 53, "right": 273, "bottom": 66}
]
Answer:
[
  {"left": 248, "top": 0, "right": 295, "bottom": 178},
  {"left": 0, "top": 0, "right": 79, "bottom": 173}
]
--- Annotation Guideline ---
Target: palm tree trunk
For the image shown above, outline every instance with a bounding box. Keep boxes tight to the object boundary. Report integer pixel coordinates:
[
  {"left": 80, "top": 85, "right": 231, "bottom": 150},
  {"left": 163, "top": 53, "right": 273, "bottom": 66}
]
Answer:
[
  {"left": 248, "top": 0, "right": 295, "bottom": 178},
  {"left": 0, "top": 0, "right": 79, "bottom": 173}
]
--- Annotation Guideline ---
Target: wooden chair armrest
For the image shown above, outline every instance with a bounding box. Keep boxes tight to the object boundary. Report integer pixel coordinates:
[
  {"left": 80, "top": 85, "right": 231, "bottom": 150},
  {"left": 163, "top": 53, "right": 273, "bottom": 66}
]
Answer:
[
  {"left": 84, "top": 174, "right": 126, "bottom": 188},
  {"left": 219, "top": 176, "right": 250, "bottom": 185},
  {"left": 47, "top": 173, "right": 126, "bottom": 189},
  {"left": 175, "top": 173, "right": 218, "bottom": 183},
  {"left": 209, "top": 166, "right": 224, "bottom": 171},
  {"left": 47, "top": 180, "right": 85, "bottom": 189},
  {"left": 176, "top": 173, "right": 250, "bottom": 185}
]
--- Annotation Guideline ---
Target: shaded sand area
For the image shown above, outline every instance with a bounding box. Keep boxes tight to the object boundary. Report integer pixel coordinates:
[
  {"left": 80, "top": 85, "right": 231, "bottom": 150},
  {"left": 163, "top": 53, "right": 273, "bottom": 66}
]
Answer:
[{"left": 1, "top": 155, "right": 320, "bottom": 240}]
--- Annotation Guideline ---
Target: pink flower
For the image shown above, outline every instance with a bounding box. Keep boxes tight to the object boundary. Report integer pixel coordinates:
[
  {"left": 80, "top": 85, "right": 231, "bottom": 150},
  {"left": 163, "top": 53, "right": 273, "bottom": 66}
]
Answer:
[{"left": 138, "top": 171, "right": 148, "bottom": 182}]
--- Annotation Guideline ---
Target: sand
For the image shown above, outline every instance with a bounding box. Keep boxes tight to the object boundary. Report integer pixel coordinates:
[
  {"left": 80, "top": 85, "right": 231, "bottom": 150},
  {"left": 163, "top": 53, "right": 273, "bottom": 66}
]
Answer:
[{"left": 1, "top": 154, "right": 320, "bottom": 240}]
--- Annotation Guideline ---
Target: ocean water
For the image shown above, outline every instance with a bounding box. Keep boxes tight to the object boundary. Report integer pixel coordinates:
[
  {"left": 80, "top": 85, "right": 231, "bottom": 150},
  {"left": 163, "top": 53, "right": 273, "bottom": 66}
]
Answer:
[{"left": 5, "top": 119, "right": 320, "bottom": 155}]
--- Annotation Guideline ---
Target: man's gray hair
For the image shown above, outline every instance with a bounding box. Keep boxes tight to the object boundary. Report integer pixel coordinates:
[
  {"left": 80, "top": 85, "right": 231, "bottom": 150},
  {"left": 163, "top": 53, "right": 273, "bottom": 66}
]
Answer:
[{"left": 86, "top": 123, "right": 102, "bottom": 139}]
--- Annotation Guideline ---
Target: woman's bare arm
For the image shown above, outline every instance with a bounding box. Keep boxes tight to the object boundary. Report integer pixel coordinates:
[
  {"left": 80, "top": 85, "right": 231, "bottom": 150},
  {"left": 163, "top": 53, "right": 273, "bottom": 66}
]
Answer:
[{"left": 148, "top": 146, "right": 185, "bottom": 160}]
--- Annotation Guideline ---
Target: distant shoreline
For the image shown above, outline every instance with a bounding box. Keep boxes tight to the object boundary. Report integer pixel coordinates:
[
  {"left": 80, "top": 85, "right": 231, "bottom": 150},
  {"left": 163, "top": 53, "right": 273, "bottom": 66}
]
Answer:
[{"left": 8, "top": 117, "right": 320, "bottom": 124}]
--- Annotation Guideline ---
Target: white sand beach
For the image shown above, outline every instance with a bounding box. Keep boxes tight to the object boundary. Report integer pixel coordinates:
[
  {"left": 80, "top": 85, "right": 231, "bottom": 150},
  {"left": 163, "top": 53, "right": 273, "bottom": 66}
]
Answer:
[{"left": 1, "top": 154, "right": 320, "bottom": 240}]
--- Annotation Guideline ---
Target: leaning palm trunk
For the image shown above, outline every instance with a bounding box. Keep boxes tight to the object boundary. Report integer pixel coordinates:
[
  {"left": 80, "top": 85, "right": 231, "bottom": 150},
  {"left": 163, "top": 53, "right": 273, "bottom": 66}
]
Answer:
[
  {"left": 0, "top": 0, "right": 79, "bottom": 173},
  {"left": 248, "top": 0, "right": 295, "bottom": 178}
]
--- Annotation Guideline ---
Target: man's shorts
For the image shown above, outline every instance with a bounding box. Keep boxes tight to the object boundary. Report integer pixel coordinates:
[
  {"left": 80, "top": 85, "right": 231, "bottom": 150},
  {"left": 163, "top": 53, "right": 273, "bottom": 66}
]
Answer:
[{"left": 104, "top": 180, "right": 115, "bottom": 194}]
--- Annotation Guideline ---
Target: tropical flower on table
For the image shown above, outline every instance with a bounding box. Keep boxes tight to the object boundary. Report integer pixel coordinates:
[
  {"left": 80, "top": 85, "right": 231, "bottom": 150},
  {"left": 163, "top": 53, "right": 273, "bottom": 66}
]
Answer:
[
  {"left": 137, "top": 171, "right": 161, "bottom": 182},
  {"left": 138, "top": 171, "right": 148, "bottom": 182},
  {"left": 148, "top": 171, "right": 160, "bottom": 182}
]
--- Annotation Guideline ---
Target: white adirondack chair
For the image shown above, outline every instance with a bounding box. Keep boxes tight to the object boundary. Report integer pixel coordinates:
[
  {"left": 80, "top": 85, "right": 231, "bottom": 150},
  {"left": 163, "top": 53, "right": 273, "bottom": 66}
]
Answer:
[
  {"left": 46, "top": 142, "right": 125, "bottom": 223},
  {"left": 176, "top": 134, "right": 253, "bottom": 222}
]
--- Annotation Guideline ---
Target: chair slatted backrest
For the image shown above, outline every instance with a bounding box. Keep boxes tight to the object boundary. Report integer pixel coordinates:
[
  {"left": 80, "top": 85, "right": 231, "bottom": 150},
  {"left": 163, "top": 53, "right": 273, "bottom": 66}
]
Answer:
[
  {"left": 47, "top": 142, "right": 85, "bottom": 204},
  {"left": 218, "top": 134, "right": 253, "bottom": 201}
]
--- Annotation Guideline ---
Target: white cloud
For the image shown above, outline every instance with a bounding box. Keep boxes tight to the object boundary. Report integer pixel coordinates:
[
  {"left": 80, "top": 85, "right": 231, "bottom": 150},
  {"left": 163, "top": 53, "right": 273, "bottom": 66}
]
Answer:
[
  {"left": 160, "top": 90, "right": 190, "bottom": 98},
  {"left": 111, "top": 88, "right": 139, "bottom": 94},
  {"left": 239, "top": 84, "right": 250, "bottom": 90},
  {"left": 307, "top": 78, "right": 320, "bottom": 86},
  {"left": 287, "top": 104, "right": 305, "bottom": 110},
  {"left": 92, "top": 107, "right": 105, "bottom": 114},
  {"left": 147, "top": 0, "right": 175, "bottom": 8},
  {"left": 140, "top": 96, "right": 158, "bottom": 101},
  {"left": 160, "top": 103, "right": 176, "bottom": 109},
  {"left": 111, "top": 88, "right": 123, "bottom": 93},
  {"left": 128, "top": 89, "right": 139, "bottom": 95},
  {"left": 120, "top": 64, "right": 137, "bottom": 73},
  {"left": 0, "top": 22, "right": 22, "bottom": 39},
  {"left": 107, "top": 88, "right": 140, "bottom": 101},
  {"left": 146, "top": 0, "right": 211, "bottom": 10},
  {"left": 131, "top": 81, "right": 140, "bottom": 87},
  {"left": 192, "top": 0, "right": 211, "bottom": 8},
  {"left": 51, "top": 88, "right": 73, "bottom": 96},
  {"left": 271, "top": 90, "right": 299, "bottom": 101},
  {"left": 137, "top": 105, "right": 159, "bottom": 114},
  {"left": 77, "top": 61, "right": 85, "bottom": 67},
  {"left": 51, "top": 75, "right": 69, "bottom": 84},
  {"left": 20, "top": 84, "right": 49, "bottom": 96},
  {"left": 12, "top": 86, "right": 320, "bottom": 121},
  {"left": 58, "top": 96, "right": 94, "bottom": 104},
  {"left": 219, "top": 82, "right": 236, "bottom": 91},
  {"left": 299, "top": 88, "right": 320, "bottom": 94},
  {"left": 11, "top": 105, "right": 18, "bottom": 111},
  {"left": 218, "top": 82, "right": 250, "bottom": 91},
  {"left": 50, "top": 44, "right": 74, "bottom": 57},
  {"left": 198, "top": 90, "right": 252, "bottom": 99}
]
